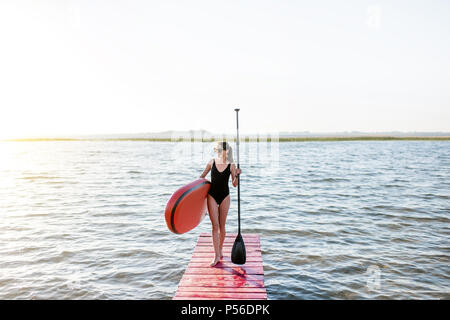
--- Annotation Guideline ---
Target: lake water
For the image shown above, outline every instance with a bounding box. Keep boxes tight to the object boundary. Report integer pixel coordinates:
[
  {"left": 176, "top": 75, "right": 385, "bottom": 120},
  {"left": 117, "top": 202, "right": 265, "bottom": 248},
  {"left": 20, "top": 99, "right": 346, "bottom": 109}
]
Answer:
[{"left": 0, "top": 140, "right": 449, "bottom": 299}]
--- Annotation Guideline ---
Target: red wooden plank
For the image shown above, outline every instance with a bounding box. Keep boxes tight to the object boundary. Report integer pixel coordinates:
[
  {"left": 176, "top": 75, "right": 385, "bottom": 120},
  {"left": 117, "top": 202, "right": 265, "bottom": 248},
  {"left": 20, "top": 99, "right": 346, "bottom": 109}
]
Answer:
[
  {"left": 174, "top": 233, "right": 266, "bottom": 300},
  {"left": 199, "top": 233, "right": 259, "bottom": 238},
  {"left": 178, "top": 276, "right": 265, "bottom": 289},
  {"left": 188, "top": 261, "right": 262, "bottom": 268},
  {"left": 190, "top": 256, "right": 262, "bottom": 262},
  {"left": 193, "top": 246, "right": 262, "bottom": 253},
  {"left": 197, "top": 237, "right": 259, "bottom": 245},
  {"left": 189, "top": 256, "right": 263, "bottom": 263},
  {"left": 193, "top": 246, "right": 261, "bottom": 253},
  {"left": 173, "top": 296, "right": 265, "bottom": 300},
  {"left": 174, "top": 291, "right": 267, "bottom": 299},
  {"left": 193, "top": 252, "right": 261, "bottom": 258},
  {"left": 197, "top": 240, "right": 259, "bottom": 247},
  {"left": 198, "top": 235, "right": 259, "bottom": 243},
  {"left": 179, "top": 274, "right": 265, "bottom": 282},
  {"left": 190, "top": 253, "right": 262, "bottom": 260},
  {"left": 178, "top": 272, "right": 265, "bottom": 288},
  {"left": 196, "top": 243, "right": 261, "bottom": 249},
  {"left": 176, "top": 286, "right": 266, "bottom": 294},
  {"left": 196, "top": 237, "right": 260, "bottom": 244},
  {"left": 192, "top": 252, "right": 262, "bottom": 259},
  {"left": 184, "top": 266, "right": 264, "bottom": 275}
]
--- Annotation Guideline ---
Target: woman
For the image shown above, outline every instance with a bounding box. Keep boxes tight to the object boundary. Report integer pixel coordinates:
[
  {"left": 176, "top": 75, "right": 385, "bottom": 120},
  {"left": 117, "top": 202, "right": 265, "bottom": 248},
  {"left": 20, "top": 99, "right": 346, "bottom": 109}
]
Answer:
[{"left": 200, "top": 141, "right": 242, "bottom": 266}]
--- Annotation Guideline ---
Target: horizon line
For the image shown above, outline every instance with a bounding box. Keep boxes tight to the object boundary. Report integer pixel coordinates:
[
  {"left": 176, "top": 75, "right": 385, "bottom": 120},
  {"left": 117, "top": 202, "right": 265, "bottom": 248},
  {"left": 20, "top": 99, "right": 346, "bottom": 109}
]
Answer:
[
  {"left": 3, "top": 136, "right": 450, "bottom": 143},
  {"left": 2, "top": 129, "right": 450, "bottom": 140}
]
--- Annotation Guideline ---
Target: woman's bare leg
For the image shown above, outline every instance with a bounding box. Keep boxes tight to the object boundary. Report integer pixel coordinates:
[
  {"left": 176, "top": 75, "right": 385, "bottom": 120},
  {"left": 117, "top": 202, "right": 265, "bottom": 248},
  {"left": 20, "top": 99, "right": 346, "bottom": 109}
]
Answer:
[
  {"left": 218, "top": 194, "right": 230, "bottom": 258},
  {"left": 207, "top": 195, "right": 221, "bottom": 266}
]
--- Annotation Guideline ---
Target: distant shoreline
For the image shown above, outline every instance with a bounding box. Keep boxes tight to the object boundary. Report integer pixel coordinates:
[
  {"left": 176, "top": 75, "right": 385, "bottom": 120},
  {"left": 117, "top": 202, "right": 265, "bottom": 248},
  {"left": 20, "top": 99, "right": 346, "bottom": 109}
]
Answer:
[{"left": 3, "top": 136, "right": 450, "bottom": 142}]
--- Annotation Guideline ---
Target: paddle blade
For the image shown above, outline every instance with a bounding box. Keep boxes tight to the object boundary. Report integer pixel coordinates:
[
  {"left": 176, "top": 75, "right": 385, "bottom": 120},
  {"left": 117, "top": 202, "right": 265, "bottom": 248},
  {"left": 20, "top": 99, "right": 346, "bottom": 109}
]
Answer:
[{"left": 231, "top": 233, "right": 246, "bottom": 265}]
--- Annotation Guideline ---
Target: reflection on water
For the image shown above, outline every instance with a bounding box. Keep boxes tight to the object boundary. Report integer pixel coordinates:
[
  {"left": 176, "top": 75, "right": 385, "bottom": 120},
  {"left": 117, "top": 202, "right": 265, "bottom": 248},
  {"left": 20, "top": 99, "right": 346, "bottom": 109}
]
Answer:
[{"left": 0, "top": 141, "right": 449, "bottom": 299}]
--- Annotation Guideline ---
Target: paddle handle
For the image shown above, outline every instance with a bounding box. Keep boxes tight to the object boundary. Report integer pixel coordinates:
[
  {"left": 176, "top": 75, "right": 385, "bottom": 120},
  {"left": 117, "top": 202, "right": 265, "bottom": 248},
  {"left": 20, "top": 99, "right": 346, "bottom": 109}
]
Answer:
[{"left": 234, "top": 108, "right": 241, "bottom": 234}]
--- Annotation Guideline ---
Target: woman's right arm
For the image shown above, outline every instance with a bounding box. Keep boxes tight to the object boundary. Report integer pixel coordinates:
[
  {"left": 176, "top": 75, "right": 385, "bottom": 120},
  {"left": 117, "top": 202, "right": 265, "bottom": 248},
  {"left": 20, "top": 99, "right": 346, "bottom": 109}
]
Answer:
[{"left": 199, "top": 159, "right": 213, "bottom": 178}]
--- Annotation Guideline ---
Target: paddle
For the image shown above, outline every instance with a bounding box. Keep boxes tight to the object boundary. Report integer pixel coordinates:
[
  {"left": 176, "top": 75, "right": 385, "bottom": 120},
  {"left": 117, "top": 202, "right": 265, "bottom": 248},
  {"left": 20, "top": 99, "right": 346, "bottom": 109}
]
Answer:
[{"left": 231, "top": 108, "right": 246, "bottom": 265}]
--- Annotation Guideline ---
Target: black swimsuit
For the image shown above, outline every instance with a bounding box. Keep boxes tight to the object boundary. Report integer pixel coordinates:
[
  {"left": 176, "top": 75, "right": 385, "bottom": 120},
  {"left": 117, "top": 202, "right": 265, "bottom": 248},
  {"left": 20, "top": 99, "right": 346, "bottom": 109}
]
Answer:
[{"left": 208, "top": 159, "right": 231, "bottom": 205}]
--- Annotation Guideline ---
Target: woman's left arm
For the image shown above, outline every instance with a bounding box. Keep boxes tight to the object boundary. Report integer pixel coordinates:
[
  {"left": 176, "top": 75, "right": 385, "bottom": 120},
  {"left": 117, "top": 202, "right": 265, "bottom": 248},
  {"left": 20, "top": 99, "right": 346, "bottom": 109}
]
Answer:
[{"left": 231, "top": 163, "right": 241, "bottom": 187}]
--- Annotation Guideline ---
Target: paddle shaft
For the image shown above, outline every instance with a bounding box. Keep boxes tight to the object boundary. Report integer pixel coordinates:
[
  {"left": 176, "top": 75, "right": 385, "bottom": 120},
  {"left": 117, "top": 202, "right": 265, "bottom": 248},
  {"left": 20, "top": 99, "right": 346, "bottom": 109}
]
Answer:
[{"left": 235, "top": 108, "right": 241, "bottom": 234}]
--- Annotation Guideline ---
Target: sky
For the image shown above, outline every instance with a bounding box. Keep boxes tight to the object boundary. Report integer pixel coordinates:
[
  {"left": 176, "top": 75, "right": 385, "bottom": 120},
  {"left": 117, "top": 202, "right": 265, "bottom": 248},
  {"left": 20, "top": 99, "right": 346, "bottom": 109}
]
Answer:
[{"left": 0, "top": 0, "right": 449, "bottom": 138}]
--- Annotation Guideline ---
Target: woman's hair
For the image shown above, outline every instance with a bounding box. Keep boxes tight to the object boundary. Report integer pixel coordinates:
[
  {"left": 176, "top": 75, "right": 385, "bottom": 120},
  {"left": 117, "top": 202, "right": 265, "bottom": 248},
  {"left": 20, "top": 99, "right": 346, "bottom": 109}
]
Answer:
[{"left": 216, "top": 141, "right": 234, "bottom": 163}]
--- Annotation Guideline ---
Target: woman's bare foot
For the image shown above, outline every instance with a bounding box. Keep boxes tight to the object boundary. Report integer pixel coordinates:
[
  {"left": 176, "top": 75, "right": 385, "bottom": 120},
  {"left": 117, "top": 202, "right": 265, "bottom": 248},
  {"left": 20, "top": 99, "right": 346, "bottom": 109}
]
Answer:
[{"left": 209, "top": 256, "right": 221, "bottom": 267}]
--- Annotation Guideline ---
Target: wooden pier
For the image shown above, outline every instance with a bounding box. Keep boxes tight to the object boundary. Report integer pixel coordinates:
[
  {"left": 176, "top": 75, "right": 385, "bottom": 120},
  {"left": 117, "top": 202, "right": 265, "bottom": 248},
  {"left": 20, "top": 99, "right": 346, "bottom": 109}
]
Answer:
[{"left": 173, "top": 233, "right": 267, "bottom": 300}]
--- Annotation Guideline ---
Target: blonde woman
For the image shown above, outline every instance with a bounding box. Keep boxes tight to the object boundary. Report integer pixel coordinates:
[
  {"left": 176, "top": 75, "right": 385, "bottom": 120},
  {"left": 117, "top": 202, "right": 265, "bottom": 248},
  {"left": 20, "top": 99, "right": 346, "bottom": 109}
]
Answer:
[{"left": 199, "top": 141, "right": 242, "bottom": 266}]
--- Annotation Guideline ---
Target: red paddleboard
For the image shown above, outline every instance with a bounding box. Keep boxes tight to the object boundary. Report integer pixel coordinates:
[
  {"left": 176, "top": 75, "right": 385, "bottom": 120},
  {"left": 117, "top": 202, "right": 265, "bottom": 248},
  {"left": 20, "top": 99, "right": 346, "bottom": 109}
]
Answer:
[{"left": 165, "top": 178, "right": 211, "bottom": 234}]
